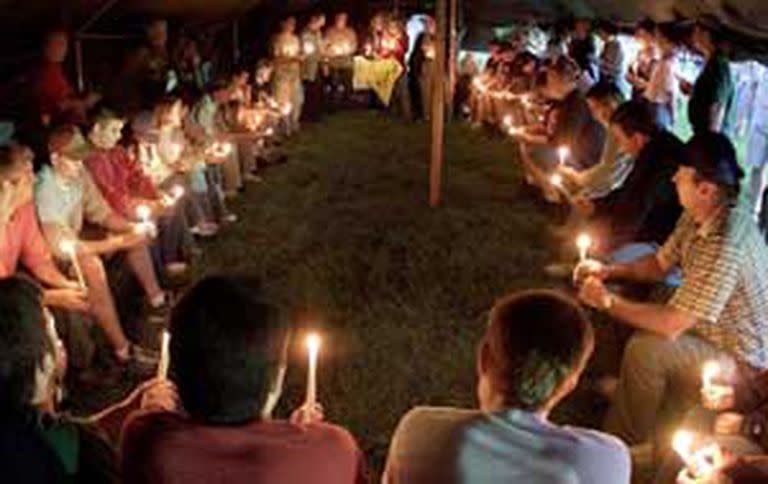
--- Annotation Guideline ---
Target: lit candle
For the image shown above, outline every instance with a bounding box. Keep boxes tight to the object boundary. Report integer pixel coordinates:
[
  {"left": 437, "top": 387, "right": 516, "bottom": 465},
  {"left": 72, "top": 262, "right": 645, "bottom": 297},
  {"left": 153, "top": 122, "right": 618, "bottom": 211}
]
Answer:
[
  {"left": 157, "top": 330, "right": 170, "bottom": 379},
  {"left": 673, "top": 430, "right": 695, "bottom": 466},
  {"left": 59, "top": 239, "right": 86, "bottom": 290},
  {"left": 550, "top": 173, "right": 573, "bottom": 204},
  {"left": 136, "top": 204, "right": 152, "bottom": 224},
  {"left": 281, "top": 103, "right": 293, "bottom": 117},
  {"left": 305, "top": 333, "right": 321, "bottom": 410},
  {"left": 558, "top": 146, "right": 570, "bottom": 167},
  {"left": 503, "top": 115, "right": 513, "bottom": 127},
  {"left": 303, "top": 42, "right": 316, "bottom": 55},
  {"left": 702, "top": 361, "right": 720, "bottom": 389},
  {"left": 576, "top": 233, "right": 593, "bottom": 262}
]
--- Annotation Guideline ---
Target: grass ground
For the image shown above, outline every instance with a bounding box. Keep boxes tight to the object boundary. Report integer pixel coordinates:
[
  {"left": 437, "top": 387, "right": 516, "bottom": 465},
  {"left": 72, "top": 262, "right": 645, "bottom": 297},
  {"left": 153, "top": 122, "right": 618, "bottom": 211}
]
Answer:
[{"left": 189, "top": 110, "right": 617, "bottom": 475}]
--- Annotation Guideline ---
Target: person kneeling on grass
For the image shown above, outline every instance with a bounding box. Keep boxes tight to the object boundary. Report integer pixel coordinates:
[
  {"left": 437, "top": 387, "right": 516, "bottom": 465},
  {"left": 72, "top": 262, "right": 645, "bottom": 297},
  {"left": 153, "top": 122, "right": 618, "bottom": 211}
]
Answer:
[
  {"left": 36, "top": 124, "right": 162, "bottom": 372},
  {"left": 383, "top": 289, "right": 630, "bottom": 484},
  {"left": 120, "top": 275, "right": 367, "bottom": 484},
  {"left": 574, "top": 133, "right": 768, "bottom": 469}
]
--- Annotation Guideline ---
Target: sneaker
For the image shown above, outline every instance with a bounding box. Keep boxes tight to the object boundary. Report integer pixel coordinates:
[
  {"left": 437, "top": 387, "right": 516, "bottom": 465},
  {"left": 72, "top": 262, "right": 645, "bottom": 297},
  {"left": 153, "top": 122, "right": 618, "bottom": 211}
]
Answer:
[
  {"left": 544, "top": 262, "right": 575, "bottom": 279},
  {"left": 164, "top": 262, "right": 189, "bottom": 277},
  {"left": 117, "top": 344, "right": 159, "bottom": 376},
  {"left": 191, "top": 222, "right": 219, "bottom": 238}
]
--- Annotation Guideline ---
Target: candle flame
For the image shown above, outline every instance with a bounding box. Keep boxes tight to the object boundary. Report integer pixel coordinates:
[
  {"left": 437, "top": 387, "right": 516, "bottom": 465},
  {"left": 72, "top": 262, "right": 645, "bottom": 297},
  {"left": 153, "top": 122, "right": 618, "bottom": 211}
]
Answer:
[
  {"left": 550, "top": 173, "right": 563, "bottom": 187},
  {"left": 576, "top": 233, "right": 593, "bottom": 252},
  {"left": 503, "top": 115, "right": 513, "bottom": 126},
  {"left": 673, "top": 430, "right": 695, "bottom": 461},
  {"left": 136, "top": 204, "right": 152, "bottom": 221},
  {"left": 59, "top": 239, "right": 77, "bottom": 255},
  {"left": 702, "top": 360, "right": 721, "bottom": 388},
  {"left": 306, "top": 333, "right": 321, "bottom": 354},
  {"left": 171, "top": 185, "right": 185, "bottom": 199},
  {"left": 558, "top": 146, "right": 570, "bottom": 161}
]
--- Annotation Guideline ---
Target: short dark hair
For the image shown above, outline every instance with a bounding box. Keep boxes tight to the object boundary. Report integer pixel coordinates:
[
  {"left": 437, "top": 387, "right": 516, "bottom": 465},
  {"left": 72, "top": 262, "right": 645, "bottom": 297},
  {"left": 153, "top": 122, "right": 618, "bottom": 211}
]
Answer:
[
  {"left": 586, "top": 82, "right": 625, "bottom": 106},
  {"left": 610, "top": 100, "right": 659, "bottom": 137},
  {"left": 637, "top": 18, "right": 656, "bottom": 35},
  {"left": 0, "top": 278, "right": 48, "bottom": 412},
  {"left": 170, "top": 276, "right": 288, "bottom": 424},
  {"left": 483, "top": 290, "right": 594, "bottom": 411},
  {"left": 596, "top": 20, "right": 619, "bottom": 36}
]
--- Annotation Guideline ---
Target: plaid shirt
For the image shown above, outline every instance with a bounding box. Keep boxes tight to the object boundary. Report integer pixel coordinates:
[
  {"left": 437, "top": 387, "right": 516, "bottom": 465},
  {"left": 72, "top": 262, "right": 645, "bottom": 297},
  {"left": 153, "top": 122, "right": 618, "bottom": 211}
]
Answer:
[{"left": 659, "top": 205, "right": 768, "bottom": 369}]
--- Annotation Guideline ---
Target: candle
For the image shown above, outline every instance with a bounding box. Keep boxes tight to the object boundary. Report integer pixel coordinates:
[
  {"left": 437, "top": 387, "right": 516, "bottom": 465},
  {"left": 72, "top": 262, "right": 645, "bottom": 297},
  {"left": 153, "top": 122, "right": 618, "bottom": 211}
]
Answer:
[
  {"left": 303, "top": 42, "right": 316, "bottom": 55},
  {"left": 702, "top": 361, "right": 720, "bottom": 389},
  {"left": 163, "top": 185, "right": 186, "bottom": 207},
  {"left": 576, "top": 233, "right": 593, "bottom": 262},
  {"left": 305, "top": 333, "right": 321, "bottom": 410},
  {"left": 508, "top": 126, "right": 523, "bottom": 136},
  {"left": 550, "top": 173, "right": 573, "bottom": 204},
  {"left": 558, "top": 146, "right": 570, "bottom": 167},
  {"left": 157, "top": 330, "right": 171, "bottom": 379},
  {"left": 673, "top": 430, "right": 695, "bottom": 465},
  {"left": 503, "top": 115, "right": 513, "bottom": 127},
  {"left": 136, "top": 204, "right": 152, "bottom": 223},
  {"left": 281, "top": 103, "right": 293, "bottom": 117},
  {"left": 59, "top": 239, "right": 86, "bottom": 290},
  {"left": 364, "top": 42, "right": 373, "bottom": 56}
]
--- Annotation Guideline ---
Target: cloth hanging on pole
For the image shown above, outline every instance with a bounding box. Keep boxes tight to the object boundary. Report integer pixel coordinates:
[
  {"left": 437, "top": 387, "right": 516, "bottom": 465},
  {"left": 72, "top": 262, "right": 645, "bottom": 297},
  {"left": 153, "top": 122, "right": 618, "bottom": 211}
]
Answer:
[{"left": 352, "top": 56, "right": 403, "bottom": 106}]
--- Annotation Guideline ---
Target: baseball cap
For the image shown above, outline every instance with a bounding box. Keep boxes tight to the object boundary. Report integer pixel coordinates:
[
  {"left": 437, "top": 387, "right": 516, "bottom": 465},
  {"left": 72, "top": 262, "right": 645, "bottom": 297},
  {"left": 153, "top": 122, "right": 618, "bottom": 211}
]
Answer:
[
  {"left": 682, "top": 132, "right": 744, "bottom": 188},
  {"left": 48, "top": 125, "right": 92, "bottom": 160}
]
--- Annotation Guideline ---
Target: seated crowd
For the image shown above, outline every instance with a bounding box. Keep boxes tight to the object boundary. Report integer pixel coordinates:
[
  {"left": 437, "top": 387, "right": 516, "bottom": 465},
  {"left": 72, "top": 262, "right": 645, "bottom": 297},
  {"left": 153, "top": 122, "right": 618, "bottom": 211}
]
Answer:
[{"left": 2, "top": 10, "right": 768, "bottom": 484}]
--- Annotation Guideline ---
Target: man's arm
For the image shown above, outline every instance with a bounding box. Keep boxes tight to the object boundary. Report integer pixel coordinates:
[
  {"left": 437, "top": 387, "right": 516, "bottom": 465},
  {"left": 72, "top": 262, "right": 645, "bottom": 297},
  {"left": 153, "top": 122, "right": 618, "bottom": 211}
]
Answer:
[
  {"left": 579, "top": 277, "right": 698, "bottom": 339},
  {"left": 607, "top": 252, "right": 673, "bottom": 283},
  {"left": 606, "top": 295, "right": 698, "bottom": 339}
]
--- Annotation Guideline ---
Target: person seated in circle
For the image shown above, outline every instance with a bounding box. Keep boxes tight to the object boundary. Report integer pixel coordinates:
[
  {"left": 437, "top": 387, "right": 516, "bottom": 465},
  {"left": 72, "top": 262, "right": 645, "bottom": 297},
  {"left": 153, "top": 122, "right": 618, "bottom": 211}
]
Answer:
[
  {"left": 120, "top": 275, "right": 367, "bottom": 484},
  {"left": 383, "top": 289, "right": 630, "bottom": 484}
]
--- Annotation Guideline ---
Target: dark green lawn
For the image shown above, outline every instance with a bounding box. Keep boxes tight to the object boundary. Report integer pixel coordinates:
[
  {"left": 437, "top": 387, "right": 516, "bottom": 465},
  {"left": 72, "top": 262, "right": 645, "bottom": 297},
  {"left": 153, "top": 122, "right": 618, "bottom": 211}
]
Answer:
[{"left": 191, "top": 111, "right": 616, "bottom": 474}]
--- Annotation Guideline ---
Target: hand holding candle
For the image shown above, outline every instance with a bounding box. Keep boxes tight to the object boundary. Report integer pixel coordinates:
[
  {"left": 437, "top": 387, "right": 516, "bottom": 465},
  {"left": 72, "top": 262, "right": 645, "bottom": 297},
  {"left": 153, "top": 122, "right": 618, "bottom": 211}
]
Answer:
[
  {"left": 135, "top": 204, "right": 158, "bottom": 238},
  {"left": 59, "top": 239, "right": 87, "bottom": 291},
  {"left": 701, "top": 360, "right": 735, "bottom": 410}
]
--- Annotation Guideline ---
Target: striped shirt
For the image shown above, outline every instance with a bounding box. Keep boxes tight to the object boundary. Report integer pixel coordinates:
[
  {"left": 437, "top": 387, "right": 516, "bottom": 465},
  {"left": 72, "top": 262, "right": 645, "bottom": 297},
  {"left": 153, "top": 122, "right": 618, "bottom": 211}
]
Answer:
[{"left": 659, "top": 205, "right": 768, "bottom": 369}]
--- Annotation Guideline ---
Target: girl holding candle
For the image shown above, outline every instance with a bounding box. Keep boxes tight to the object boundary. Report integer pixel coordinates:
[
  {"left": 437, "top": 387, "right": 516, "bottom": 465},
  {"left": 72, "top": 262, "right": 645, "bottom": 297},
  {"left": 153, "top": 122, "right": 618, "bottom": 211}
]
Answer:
[{"left": 271, "top": 16, "right": 304, "bottom": 134}]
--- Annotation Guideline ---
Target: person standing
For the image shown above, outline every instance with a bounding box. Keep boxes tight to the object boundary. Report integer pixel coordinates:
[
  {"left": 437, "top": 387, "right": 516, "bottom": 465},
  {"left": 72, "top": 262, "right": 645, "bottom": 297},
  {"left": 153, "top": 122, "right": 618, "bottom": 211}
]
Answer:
[
  {"left": 324, "top": 12, "right": 358, "bottom": 110},
  {"left": 681, "top": 20, "right": 735, "bottom": 135},
  {"left": 301, "top": 14, "right": 326, "bottom": 122},
  {"left": 643, "top": 24, "right": 678, "bottom": 130},
  {"left": 272, "top": 17, "right": 303, "bottom": 134}
]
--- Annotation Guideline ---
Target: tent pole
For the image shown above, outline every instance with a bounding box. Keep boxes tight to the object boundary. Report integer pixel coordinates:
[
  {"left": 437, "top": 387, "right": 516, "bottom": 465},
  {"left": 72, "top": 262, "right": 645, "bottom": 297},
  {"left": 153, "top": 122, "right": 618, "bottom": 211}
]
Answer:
[
  {"left": 75, "top": 38, "right": 85, "bottom": 93},
  {"left": 447, "top": 0, "right": 458, "bottom": 120},
  {"left": 429, "top": 0, "right": 447, "bottom": 207},
  {"left": 77, "top": 0, "right": 120, "bottom": 34}
]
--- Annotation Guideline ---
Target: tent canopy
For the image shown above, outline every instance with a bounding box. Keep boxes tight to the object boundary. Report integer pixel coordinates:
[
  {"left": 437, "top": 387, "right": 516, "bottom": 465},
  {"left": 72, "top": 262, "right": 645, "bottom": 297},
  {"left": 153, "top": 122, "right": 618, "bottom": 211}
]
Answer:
[{"left": 0, "top": 0, "right": 767, "bottom": 59}]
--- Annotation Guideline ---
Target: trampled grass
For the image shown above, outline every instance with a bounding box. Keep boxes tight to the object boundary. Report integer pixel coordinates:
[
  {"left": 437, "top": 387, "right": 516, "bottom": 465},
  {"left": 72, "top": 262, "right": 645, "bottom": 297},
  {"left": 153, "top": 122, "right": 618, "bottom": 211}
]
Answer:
[{"left": 193, "top": 111, "right": 604, "bottom": 474}]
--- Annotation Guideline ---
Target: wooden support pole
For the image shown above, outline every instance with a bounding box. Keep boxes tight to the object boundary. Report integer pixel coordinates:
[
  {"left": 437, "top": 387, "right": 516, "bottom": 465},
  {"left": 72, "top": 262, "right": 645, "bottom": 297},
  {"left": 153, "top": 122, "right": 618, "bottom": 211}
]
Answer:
[
  {"left": 429, "top": 0, "right": 447, "bottom": 207},
  {"left": 447, "top": 0, "right": 459, "bottom": 117}
]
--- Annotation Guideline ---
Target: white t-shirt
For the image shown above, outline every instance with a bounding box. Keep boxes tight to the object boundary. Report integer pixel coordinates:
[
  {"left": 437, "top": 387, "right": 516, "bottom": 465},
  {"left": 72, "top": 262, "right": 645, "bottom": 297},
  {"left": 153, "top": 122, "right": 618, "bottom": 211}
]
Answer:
[
  {"left": 644, "top": 54, "right": 677, "bottom": 105},
  {"left": 383, "top": 407, "right": 630, "bottom": 484}
]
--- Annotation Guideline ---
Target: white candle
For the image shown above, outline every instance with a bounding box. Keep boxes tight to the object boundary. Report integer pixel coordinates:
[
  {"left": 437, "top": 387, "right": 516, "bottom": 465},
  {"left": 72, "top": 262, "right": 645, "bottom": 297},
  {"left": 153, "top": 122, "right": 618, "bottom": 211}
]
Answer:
[
  {"left": 503, "top": 115, "right": 513, "bottom": 127},
  {"left": 305, "top": 333, "right": 321, "bottom": 409},
  {"left": 303, "top": 42, "right": 316, "bottom": 55},
  {"left": 59, "top": 239, "right": 86, "bottom": 290},
  {"left": 702, "top": 360, "right": 720, "bottom": 389},
  {"left": 673, "top": 430, "right": 695, "bottom": 465},
  {"left": 550, "top": 173, "right": 573, "bottom": 204},
  {"left": 576, "top": 233, "right": 593, "bottom": 262},
  {"left": 157, "top": 330, "right": 171, "bottom": 379},
  {"left": 281, "top": 103, "right": 293, "bottom": 117},
  {"left": 558, "top": 146, "right": 570, "bottom": 167},
  {"left": 136, "top": 204, "right": 152, "bottom": 223}
]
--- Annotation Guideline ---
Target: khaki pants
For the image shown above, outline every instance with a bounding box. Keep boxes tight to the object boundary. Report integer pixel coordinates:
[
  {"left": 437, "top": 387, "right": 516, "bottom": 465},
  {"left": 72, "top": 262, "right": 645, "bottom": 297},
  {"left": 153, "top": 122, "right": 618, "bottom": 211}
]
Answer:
[{"left": 604, "top": 331, "right": 732, "bottom": 445}]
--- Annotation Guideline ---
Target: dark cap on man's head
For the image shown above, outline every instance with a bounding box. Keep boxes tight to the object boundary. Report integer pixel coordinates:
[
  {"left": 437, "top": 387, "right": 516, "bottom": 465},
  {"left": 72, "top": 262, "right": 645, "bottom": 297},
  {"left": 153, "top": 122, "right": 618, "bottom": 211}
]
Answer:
[{"left": 682, "top": 132, "right": 744, "bottom": 188}]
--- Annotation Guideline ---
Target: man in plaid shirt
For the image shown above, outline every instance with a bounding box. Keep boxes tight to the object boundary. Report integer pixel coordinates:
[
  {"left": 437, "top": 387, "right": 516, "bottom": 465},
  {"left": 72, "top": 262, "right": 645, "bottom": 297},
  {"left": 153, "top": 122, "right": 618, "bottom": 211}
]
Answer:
[{"left": 574, "top": 132, "right": 768, "bottom": 446}]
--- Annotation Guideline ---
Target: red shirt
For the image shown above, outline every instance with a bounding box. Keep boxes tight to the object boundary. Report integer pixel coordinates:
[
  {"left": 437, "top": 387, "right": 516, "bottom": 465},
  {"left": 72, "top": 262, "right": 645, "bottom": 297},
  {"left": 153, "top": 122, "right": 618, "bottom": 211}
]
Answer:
[
  {"left": 0, "top": 202, "right": 53, "bottom": 278},
  {"left": 34, "top": 61, "right": 75, "bottom": 121},
  {"left": 84, "top": 146, "right": 159, "bottom": 219},
  {"left": 121, "top": 411, "right": 368, "bottom": 484}
]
